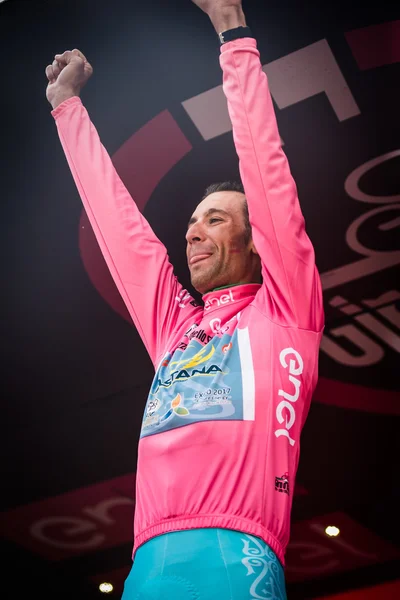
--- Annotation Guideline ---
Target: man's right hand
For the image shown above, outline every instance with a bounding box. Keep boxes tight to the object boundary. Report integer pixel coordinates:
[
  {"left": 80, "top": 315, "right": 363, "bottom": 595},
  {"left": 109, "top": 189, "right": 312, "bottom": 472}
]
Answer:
[{"left": 45, "top": 49, "right": 93, "bottom": 110}]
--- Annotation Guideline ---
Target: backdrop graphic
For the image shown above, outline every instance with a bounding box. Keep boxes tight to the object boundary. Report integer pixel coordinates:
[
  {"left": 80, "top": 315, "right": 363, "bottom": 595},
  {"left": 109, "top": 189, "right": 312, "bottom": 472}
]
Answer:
[{"left": 0, "top": 1, "right": 399, "bottom": 599}]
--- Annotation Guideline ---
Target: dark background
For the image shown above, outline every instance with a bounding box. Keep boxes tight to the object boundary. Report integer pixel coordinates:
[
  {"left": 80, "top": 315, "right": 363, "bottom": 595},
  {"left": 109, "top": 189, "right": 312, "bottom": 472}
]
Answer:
[{"left": 1, "top": 0, "right": 399, "bottom": 598}]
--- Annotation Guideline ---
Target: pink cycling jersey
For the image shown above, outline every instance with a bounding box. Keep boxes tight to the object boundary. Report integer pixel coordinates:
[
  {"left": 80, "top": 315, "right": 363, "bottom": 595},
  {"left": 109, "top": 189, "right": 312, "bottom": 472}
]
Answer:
[{"left": 52, "top": 38, "right": 324, "bottom": 566}]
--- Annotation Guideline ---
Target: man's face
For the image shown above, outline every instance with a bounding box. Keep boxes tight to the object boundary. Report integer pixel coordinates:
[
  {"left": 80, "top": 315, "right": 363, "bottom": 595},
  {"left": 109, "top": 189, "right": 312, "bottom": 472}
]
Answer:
[{"left": 186, "top": 191, "right": 259, "bottom": 294}]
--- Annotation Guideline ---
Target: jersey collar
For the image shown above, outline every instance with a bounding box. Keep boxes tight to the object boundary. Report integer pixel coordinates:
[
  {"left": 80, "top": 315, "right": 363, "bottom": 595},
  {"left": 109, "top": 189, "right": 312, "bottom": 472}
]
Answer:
[{"left": 202, "top": 283, "right": 261, "bottom": 315}]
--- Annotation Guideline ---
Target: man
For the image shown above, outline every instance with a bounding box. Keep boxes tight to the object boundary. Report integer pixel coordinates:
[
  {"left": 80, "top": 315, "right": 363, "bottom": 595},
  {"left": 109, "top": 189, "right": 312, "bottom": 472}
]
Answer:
[{"left": 46, "top": 0, "right": 324, "bottom": 598}]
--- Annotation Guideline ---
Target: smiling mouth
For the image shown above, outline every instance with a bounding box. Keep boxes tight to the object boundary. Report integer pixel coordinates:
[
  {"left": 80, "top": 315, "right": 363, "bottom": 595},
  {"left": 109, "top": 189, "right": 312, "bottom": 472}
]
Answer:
[{"left": 189, "top": 254, "right": 212, "bottom": 266}]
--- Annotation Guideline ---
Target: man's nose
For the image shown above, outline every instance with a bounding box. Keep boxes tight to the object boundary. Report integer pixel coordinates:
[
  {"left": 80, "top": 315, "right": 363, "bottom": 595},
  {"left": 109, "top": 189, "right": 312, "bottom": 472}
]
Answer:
[{"left": 186, "top": 221, "right": 205, "bottom": 243}]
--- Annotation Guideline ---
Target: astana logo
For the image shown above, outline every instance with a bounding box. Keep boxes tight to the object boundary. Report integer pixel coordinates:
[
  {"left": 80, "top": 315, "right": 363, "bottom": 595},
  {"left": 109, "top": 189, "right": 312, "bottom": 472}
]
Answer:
[
  {"left": 169, "top": 344, "right": 215, "bottom": 370},
  {"left": 153, "top": 344, "right": 225, "bottom": 392}
]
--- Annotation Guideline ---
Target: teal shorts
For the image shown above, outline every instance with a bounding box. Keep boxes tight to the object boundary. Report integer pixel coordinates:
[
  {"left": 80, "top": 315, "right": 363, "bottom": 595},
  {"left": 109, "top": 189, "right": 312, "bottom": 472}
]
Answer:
[{"left": 121, "top": 528, "right": 287, "bottom": 600}]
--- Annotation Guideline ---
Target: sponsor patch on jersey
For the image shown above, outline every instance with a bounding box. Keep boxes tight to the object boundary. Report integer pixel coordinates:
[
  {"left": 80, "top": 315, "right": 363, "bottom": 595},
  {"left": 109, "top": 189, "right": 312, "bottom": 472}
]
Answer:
[{"left": 140, "top": 329, "right": 254, "bottom": 437}]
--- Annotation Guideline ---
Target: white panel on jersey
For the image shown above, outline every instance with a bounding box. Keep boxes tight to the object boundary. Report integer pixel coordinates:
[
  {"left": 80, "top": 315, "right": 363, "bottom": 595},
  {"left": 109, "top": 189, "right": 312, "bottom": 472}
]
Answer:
[{"left": 237, "top": 327, "right": 255, "bottom": 421}]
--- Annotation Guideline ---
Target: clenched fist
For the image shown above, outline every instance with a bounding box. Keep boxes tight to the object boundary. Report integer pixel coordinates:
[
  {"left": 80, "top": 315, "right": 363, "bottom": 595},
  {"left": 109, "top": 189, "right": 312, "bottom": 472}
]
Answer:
[
  {"left": 191, "top": 0, "right": 245, "bottom": 34},
  {"left": 191, "top": 0, "right": 242, "bottom": 13},
  {"left": 45, "top": 49, "right": 93, "bottom": 110}
]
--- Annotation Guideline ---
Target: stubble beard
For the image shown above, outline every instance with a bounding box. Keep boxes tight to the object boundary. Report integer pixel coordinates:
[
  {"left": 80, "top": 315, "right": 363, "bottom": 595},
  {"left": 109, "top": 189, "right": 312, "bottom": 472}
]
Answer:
[{"left": 190, "top": 258, "right": 223, "bottom": 295}]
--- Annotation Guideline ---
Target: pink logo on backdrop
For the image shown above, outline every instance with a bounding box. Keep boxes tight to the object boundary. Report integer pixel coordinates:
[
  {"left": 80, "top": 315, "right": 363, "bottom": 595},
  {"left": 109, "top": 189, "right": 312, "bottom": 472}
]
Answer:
[{"left": 0, "top": 473, "right": 136, "bottom": 560}]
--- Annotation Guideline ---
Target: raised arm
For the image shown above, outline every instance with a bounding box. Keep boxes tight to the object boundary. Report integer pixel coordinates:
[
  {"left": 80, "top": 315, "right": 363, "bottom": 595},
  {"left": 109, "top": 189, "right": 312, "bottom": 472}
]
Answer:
[
  {"left": 46, "top": 50, "right": 201, "bottom": 365},
  {"left": 192, "top": 1, "right": 324, "bottom": 331}
]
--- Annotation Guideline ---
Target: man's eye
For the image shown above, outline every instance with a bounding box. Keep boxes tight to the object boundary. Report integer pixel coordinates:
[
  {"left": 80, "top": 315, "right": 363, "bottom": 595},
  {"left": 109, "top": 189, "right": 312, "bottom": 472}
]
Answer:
[{"left": 210, "top": 218, "right": 222, "bottom": 224}]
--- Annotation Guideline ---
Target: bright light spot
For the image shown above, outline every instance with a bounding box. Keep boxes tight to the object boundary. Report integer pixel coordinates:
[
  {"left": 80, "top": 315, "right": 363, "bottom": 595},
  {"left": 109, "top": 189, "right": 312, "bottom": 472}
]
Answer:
[
  {"left": 99, "top": 582, "right": 113, "bottom": 594},
  {"left": 325, "top": 525, "right": 340, "bottom": 537}
]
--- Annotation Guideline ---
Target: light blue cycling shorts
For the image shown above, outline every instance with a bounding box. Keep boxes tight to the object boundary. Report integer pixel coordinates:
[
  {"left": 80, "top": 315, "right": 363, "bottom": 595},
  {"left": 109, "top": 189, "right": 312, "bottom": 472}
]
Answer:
[{"left": 121, "top": 528, "right": 287, "bottom": 600}]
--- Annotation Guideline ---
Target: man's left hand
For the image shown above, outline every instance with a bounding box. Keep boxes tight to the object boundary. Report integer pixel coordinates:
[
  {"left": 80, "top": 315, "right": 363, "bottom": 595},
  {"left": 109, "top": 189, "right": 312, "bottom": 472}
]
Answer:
[
  {"left": 191, "top": 0, "right": 246, "bottom": 33},
  {"left": 191, "top": 0, "right": 242, "bottom": 14}
]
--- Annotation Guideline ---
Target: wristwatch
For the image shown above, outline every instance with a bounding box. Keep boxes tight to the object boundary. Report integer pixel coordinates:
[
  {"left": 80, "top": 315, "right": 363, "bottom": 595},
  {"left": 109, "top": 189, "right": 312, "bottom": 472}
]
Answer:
[{"left": 218, "top": 25, "right": 254, "bottom": 45}]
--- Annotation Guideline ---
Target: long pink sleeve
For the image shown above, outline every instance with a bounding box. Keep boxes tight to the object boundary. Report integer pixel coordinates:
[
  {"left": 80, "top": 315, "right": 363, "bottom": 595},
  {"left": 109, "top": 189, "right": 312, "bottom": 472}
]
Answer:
[
  {"left": 220, "top": 39, "right": 324, "bottom": 331},
  {"left": 52, "top": 97, "right": 201, "bottom": 365}
]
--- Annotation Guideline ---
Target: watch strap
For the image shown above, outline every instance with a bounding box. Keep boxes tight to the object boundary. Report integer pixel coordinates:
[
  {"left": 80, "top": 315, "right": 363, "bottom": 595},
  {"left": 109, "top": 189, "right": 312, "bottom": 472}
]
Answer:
[{"left": 218, "top": 25, "right": 254, "bottom": 45}]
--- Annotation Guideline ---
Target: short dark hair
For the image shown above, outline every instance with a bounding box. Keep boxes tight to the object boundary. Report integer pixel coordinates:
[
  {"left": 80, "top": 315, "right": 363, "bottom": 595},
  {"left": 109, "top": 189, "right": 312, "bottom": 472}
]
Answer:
[{"left": 201, "top": 181, "right": 251, "bottom": 243}]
